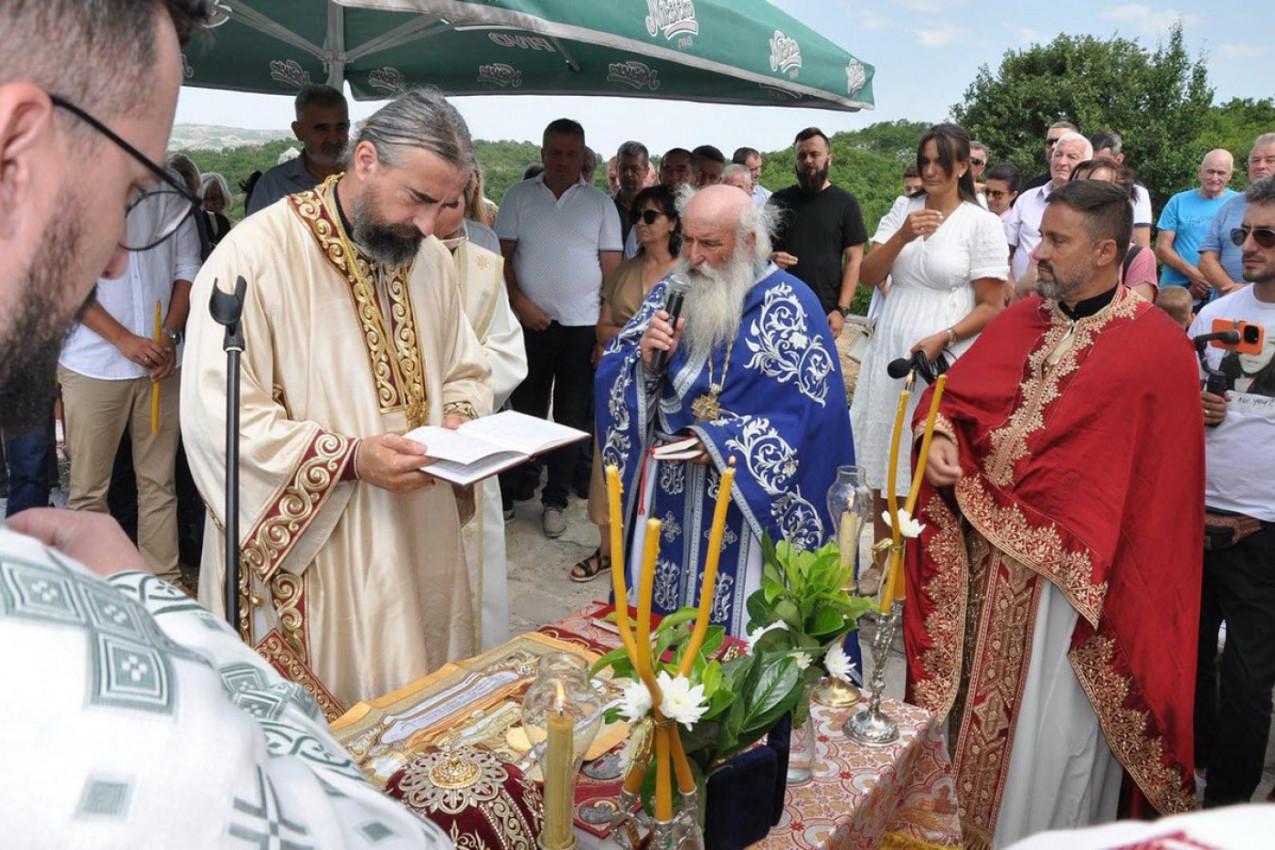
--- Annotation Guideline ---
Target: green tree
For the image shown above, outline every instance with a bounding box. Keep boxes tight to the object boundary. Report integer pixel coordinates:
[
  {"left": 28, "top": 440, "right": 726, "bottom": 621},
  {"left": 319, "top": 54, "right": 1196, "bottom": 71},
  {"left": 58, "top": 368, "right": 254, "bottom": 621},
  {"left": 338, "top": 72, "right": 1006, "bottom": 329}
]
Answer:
[
  {"left": 1195, "top": 97, "right": 1275, "bottom": 191},
  {"left": 952, "top": 23, "right": 1212, "bottom": 209}
]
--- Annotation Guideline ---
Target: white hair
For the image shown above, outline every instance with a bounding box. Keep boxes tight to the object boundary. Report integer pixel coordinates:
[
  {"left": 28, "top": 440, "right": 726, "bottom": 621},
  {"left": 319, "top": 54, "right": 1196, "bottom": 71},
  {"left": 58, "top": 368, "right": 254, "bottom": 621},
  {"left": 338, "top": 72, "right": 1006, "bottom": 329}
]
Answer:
[
  {"left": 199, "top": 172, "right": 231, "bottom": 203},
  {"left": 675, "top": 184, "right": 777, "bottom": 269},
  {"left": 1053, "top": 131, "right": 1093, "bottom": 161}
]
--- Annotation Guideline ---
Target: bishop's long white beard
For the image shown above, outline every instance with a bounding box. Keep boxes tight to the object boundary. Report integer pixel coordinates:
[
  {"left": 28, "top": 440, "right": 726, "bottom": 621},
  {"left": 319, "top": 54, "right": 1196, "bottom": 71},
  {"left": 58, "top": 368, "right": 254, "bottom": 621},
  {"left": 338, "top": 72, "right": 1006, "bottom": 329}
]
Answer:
[{"left": 678, "top": 251, "right": 756, "bottom": 362}]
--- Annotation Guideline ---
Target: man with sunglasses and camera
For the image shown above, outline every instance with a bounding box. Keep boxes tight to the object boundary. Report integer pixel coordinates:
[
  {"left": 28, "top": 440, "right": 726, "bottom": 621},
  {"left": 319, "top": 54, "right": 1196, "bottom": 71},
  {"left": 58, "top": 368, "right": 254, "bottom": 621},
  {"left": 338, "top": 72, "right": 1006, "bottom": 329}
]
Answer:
[
  {"left": 1192, "top": 174, "right": 1275, "bottom": 808},
  {"left": 0, "top": 1, "right": 451, "bottom": 843}
]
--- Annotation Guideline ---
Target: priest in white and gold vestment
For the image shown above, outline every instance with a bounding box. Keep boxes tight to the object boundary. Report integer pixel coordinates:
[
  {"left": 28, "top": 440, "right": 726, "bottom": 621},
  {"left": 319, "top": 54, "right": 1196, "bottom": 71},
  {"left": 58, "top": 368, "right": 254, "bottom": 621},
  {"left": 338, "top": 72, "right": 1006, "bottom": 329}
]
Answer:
[
  {"left": 182, "top": 91, "right": 492, "bottom": 717},
  {"left": 438, "top": 200, "right": 527, "bottom": 650}
]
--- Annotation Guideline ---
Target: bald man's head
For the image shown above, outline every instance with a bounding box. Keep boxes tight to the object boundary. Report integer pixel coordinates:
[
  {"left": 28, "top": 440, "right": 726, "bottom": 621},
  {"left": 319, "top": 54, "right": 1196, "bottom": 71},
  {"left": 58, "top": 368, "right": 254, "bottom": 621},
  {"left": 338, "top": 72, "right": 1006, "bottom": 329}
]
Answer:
[{"left": 1199, "top": 149, "right": 1235, "bottom": 198}]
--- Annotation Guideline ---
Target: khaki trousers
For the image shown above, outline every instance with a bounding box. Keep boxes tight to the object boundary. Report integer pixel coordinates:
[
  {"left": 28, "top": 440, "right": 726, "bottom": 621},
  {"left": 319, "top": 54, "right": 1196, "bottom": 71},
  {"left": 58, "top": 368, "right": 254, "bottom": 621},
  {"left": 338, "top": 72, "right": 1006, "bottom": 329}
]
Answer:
[{"left": 58, "top": 366, "right": 181, "bottom": 582}]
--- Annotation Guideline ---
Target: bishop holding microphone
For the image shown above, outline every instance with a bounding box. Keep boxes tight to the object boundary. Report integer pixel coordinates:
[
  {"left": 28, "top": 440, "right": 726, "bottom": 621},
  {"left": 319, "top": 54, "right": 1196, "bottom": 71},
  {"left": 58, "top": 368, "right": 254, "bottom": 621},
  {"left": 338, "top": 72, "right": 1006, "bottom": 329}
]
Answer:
[{"left": 594, "top": 185, "right": 856, "bottom": 639}]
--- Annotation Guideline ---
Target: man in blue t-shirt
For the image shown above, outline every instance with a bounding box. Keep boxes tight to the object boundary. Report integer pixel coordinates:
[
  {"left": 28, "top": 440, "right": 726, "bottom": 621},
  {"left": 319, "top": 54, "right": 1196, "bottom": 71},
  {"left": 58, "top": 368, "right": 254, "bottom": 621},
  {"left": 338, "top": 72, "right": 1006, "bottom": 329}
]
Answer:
[
  {"left": 1198, "top": 133, "right": 1275, "bottom": 300},
  {"left": 1156, "top": 150, "right": 1236, "bottom": 296}
]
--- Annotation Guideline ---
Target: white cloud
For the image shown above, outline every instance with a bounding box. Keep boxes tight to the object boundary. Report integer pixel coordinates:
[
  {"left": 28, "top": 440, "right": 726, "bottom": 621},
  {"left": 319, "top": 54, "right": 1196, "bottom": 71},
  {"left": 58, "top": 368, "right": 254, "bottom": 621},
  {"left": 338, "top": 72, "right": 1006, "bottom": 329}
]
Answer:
[
  {"left": 856, "top": 9, "right": 892, "bottom": 31},
  {"left": 915, "top": 27, "right": 967, "bottom": 47},
  {"left": 1098, "top": 4, "right": 1195, "bottom": 36},
  {"left": 1218, "top": 43, "right": 1261, "bottom": 60},
  {"left": 1011, "top": 26, "right": 1044, "bottom": 44}
]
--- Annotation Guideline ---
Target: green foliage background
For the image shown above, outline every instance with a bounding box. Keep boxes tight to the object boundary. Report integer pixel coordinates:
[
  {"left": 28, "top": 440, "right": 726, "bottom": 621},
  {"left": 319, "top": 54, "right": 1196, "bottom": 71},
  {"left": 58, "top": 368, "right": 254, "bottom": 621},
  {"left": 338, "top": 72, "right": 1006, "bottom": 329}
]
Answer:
[{"left": 175, "top": 22, "right": 1273, "bottom": 316}]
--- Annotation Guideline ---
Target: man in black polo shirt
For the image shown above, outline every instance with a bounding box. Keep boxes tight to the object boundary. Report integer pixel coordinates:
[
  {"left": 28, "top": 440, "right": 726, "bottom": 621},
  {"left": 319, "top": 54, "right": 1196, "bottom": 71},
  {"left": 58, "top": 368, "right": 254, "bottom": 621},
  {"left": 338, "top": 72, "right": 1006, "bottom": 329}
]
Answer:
[{"left": 768, "top": 127, "right": 867, "bottom": 337}]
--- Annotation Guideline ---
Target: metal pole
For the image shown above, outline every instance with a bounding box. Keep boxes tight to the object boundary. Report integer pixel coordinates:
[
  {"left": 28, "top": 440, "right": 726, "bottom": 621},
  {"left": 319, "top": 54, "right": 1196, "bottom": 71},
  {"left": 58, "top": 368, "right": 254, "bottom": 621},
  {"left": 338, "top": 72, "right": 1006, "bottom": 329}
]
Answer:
[{"left": 209, "top": 276, "right": 247, "bottom": 633}]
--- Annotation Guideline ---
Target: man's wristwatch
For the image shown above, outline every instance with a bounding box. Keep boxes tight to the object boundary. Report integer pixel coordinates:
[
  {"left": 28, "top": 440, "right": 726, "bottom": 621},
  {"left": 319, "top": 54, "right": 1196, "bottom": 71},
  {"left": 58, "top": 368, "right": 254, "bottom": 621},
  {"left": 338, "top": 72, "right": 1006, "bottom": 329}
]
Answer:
[
  {"left": 161, "top": 327, "right": 182, "bottom": 346},
  {"left": 837, "top": 305, "right": 853, "bottom": 318}
]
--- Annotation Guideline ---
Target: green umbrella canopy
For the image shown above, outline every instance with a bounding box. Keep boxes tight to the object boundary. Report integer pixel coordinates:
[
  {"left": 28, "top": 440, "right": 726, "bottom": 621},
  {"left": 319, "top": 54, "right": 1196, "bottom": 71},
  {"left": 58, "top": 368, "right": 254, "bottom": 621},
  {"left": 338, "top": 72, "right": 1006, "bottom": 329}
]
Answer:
[{"left": 185, "top": 0, "right": 874, "bottom": 111}]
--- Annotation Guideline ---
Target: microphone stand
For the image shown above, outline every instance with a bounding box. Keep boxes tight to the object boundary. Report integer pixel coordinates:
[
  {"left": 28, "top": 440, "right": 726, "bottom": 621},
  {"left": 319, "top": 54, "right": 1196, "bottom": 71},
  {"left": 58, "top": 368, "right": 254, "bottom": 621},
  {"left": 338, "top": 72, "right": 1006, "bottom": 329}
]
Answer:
[{"left": 209, "top": 276, "right": 247, "bottom": 632}]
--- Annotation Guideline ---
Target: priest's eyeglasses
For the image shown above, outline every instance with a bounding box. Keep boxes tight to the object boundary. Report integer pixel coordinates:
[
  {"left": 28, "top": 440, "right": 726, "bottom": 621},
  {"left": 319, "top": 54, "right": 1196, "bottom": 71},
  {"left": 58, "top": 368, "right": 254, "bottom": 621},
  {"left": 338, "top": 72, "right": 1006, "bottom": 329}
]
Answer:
[
  {"left": 1231, "top": 225, "right": 1275, "bottom": 250},
  {"left": 49, "top": 94, "right": 199, "bottom": 252}
]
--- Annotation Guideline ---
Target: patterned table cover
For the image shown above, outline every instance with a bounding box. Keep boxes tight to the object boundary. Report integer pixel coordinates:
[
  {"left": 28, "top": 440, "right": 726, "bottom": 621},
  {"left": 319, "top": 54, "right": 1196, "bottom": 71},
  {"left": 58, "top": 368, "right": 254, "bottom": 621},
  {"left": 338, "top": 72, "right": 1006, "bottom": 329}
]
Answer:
[{"left": 543, "top": 606, "right": 963, "bottom": 850}]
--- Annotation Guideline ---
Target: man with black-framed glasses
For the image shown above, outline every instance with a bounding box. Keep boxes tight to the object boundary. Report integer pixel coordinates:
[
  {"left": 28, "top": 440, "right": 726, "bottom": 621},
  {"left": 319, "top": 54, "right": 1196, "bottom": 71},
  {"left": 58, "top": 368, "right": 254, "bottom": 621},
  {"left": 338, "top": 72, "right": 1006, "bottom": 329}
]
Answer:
[{"left": 0, "top": 1, "right": 452, "bottom": 844}]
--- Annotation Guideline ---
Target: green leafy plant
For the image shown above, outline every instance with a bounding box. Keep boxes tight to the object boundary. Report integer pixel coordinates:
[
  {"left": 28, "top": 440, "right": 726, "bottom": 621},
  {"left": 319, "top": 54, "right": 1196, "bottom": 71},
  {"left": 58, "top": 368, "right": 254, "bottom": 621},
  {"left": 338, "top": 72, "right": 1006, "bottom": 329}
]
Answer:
[
  {"left": 590, "top": 606, "right": 803, "bottom": 776},
  {"left": 744, "top": 534, "right": 875, "bottom": 723}
]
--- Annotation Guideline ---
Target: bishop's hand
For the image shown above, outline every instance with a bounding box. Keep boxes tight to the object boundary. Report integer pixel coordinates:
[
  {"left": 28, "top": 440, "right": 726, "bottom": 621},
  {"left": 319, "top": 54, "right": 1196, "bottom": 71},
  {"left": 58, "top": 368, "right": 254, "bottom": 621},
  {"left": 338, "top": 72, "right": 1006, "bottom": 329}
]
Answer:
[{"left": 640, "top": 310, "right": 685, "bottom": 372}]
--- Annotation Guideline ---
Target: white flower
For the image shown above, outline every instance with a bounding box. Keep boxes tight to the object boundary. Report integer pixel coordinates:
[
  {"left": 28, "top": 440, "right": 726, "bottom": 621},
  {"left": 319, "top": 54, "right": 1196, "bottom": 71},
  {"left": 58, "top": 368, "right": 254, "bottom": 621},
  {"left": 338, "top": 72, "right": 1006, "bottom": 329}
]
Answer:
[
  {"left": 790, "top": 331, "right": 809, "bottom": 348},
  {"left": 793, "top": 652, "right": 812, "bottom": 671},
  {"left": 746, "top": 621, "right": 788, "bottom": 654},
  {"left": 880, "top": 508, "right": 926, "bottom": 539},
  {"left": 656, "top": 670, "right": 709, "bottom": 730},
  {"left": 824, "top": 642, "right": 859, "bottom": 684},
  {"left": 618, "top": 680, "right": 652, "bottom": 722}
]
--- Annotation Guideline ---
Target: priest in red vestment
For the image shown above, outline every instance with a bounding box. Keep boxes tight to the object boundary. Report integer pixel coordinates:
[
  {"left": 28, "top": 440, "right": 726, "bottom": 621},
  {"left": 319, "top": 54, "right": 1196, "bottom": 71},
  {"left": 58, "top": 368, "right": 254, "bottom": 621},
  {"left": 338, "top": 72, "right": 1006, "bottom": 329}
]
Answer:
[{"left": 904, "top": 179, "right": 1204, "bottom": 847}]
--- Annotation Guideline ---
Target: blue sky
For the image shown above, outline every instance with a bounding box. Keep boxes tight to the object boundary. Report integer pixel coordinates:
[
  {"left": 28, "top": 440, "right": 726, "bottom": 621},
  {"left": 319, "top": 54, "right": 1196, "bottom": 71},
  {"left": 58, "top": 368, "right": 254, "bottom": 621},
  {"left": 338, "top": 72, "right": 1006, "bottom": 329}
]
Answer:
[{"left": 175, "top": 1, "right": 1271, "bottom": 160}]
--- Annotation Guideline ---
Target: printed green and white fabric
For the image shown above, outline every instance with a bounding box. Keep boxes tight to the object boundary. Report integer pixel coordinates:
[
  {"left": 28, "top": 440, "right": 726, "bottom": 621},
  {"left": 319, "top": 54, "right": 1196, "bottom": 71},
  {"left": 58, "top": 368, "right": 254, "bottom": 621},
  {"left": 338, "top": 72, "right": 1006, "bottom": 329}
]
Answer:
[
  {"left": 0, "top": 526, "right": 451, "bottom": 848},
  {"left": 182, "top": 0, "right": 874, "bottom": 111}
]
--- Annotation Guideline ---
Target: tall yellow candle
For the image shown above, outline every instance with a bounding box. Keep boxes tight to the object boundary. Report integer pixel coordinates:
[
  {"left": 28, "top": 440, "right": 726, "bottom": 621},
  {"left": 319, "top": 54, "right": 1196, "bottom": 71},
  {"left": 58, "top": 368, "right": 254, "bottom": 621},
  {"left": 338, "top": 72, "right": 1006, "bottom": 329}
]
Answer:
[
  {"left": 635, "top": 518, "right": 662, "bottom": 682},
  {"left": 880, "top": 382, "right": 910, "bottom": 611},
  {"left": 654, "top": 724, "right": 673, "bottom": 822},
  {"left": 667, "top": 723, "right": 695, "bottom": 793},
  {"left": 605, "top": 466, "right": 639, "bottom": 663},
  {"left": 906, "top": 374, "right": 948, "bottom": 514},
  {"left": 150, "top": 299, "right": 162, "bottom": 434},
  {"left": 543, "top": 708, "right": 575, "bottom": 848},
  {"left": 838, "top": 510, "right": 858, "bottom": 577},
  {"left": 679, "top": 461, "right": 735, "bottom": 676}
]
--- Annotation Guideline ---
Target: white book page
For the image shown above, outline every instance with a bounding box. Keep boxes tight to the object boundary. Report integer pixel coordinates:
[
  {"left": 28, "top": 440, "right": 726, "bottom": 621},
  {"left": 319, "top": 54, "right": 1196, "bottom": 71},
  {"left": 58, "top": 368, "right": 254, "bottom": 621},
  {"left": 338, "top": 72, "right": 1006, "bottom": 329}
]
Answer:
[
  {"left": 461, "top": 410, "right": 589, "bottom": 456},
  {"left": 422, "top": 452, "right": 527, "bottom": 486},
  {"left": 404, "top": 425, "right": 511, "bottom": 466}
]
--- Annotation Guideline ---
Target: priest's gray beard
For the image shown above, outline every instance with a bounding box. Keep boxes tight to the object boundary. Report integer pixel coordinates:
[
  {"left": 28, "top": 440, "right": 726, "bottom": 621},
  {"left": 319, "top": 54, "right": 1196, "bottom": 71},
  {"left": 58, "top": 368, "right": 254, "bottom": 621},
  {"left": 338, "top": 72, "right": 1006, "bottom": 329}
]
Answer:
[{"left": 677, "top": 247, "right": 757, "bottom": 362}]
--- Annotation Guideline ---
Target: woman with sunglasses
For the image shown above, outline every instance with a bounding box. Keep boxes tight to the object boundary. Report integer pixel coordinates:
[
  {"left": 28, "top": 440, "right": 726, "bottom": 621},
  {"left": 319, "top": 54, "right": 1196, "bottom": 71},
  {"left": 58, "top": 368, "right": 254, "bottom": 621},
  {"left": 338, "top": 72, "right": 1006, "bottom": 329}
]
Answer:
[{"left": 571, "top": 184, "right": 681, "bottom": 581}]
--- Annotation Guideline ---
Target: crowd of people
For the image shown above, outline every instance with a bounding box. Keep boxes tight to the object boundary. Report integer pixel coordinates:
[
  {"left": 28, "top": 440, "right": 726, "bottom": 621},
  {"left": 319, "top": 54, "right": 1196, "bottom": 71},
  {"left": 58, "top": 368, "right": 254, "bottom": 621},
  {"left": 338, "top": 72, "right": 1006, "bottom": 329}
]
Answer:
[{"left": 3, "top": 0, "right": 1275, "bottom": 846}]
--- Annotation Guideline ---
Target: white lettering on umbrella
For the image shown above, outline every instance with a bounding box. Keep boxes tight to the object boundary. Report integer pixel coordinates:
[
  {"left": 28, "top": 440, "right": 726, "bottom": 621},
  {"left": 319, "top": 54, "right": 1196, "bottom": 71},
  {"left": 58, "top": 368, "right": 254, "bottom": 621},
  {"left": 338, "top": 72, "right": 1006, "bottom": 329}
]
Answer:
[
  {"left": 488, "top": 32, "right": 558, "bottom": 52},
  {"left": 607, "top": 61, "right": 662, "bottom": 91},
  {"left": 477, "top": 62, "right": 524, "bottom": 88},
  {"left": 368, "top": 67, "right": 408, "bottom": 96},
  {"left": 269, "top": 59, "right": 311, "bottom": 90},
  {"left": 846, "top": 59, "right": 867, "bottom": 96},
  {"left": 645, "top": 0, "right": 700, "bottom": 41},
  {"left": 768, "top": 30, "right": 802, "bottom": 78}
]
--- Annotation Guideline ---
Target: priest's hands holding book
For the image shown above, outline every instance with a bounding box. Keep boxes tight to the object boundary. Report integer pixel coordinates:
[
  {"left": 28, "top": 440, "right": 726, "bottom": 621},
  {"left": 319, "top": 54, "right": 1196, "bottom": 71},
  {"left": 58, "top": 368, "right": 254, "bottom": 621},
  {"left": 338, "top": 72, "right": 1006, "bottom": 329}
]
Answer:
[
  {"left": 923, "top": 434, "right": 962, "bottom": 487},
  {"left": 354, "top": 434, "right": 440, "bottom": 491},
  {"left": 640, "top": 309, "right": 685, "bottom": 371}
]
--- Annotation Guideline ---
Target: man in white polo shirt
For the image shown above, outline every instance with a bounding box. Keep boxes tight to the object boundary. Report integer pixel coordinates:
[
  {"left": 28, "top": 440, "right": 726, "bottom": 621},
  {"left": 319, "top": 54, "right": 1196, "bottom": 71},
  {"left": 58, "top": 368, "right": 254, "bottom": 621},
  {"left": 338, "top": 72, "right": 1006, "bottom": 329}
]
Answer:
[
  {"left": 496, "top": 118, "right": 622, "bottom": 536},
  {"left": 1006, "top": 131, "right": 1093, "bottom": 282}
]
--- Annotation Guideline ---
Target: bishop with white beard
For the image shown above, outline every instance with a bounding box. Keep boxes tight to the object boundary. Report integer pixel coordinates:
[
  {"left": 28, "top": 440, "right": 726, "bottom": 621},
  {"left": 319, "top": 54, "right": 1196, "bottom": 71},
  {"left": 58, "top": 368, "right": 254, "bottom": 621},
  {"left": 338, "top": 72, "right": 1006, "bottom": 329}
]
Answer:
[{"left": 595, "top": 186, "right": 858, "bottom": 649}]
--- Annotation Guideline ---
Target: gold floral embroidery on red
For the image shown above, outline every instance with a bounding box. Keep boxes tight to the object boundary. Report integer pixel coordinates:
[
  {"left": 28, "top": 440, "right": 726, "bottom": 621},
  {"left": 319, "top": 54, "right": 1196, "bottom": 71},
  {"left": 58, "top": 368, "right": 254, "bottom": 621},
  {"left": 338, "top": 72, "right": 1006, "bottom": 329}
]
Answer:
[
  {"left": 958, "top": 475, "right": 1106, "bottom": 628},
  {"left": 950, "top": 548, "right": 1041, "bottom": 838},
  {"left": 984, "top": 286, "right": 1142, "bottom": 488},
  {"left": 241, "top": 430, "right": 355, "bottom": 583},
  {"left": 256, "top": 627, "right": 346, "bottom": 723},
  {"left": 288, "top": 179, "right": 427, "bottom": 423},
  {"left": 270, "top": 570, "right": 308, "bottom": 661},
  {"left": 1070, "top": 635, "right": 1195, "bottom": 815},
  {"left": 912, "top": 495, "right": 968, "bottom": 718}
]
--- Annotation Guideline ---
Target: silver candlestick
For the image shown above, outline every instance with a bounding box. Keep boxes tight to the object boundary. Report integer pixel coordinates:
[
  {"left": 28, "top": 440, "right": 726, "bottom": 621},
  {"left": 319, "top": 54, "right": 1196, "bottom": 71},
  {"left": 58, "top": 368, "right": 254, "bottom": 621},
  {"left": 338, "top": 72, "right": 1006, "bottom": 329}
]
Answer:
[{"left": 843, "top": 600, "right": 902, "bottom": 746}]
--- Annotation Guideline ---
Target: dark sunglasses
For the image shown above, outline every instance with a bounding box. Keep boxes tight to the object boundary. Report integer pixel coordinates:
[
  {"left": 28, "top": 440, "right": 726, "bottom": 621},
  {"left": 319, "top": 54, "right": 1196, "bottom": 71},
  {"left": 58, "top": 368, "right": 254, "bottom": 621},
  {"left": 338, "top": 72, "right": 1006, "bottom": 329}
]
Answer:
[
  {"left": 969, "top": 157, "right": 985, "bottom": 167},
  {"left": 985, "top": 189, "right": 1011, "bottom": 199},
  {"left": 1231, "top": 226, "right": 1275, "bottom": 250},
  {"left": 49, "top": 94, "right": 199, "bottom": 252},
  {"left": 631, "top": 209, "right": 665, "bottom": 225}
]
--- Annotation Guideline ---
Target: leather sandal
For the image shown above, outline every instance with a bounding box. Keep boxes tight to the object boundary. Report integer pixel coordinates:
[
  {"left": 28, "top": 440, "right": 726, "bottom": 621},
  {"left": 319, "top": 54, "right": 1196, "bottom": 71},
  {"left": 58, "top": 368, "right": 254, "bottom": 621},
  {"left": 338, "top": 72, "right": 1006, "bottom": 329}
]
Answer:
[{"left": 571, "top": 547, "right": 609, "bottom": 583}]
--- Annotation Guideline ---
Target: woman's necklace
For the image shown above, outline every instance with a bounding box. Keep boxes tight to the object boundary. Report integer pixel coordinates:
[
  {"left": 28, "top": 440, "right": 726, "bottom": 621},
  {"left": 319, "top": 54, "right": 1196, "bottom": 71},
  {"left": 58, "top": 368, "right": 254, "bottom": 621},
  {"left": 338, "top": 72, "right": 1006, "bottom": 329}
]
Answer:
[{"left": 690, "top": 337, "right": 736, "bottom": 422}]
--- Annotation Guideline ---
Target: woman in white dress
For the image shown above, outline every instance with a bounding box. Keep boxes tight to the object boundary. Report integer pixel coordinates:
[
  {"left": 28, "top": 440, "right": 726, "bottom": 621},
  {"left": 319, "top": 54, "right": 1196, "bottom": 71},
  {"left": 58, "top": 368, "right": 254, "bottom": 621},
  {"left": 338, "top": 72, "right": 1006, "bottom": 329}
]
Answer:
[{"left": 850, "top": 123, "right": 1009, "bottom": 555}]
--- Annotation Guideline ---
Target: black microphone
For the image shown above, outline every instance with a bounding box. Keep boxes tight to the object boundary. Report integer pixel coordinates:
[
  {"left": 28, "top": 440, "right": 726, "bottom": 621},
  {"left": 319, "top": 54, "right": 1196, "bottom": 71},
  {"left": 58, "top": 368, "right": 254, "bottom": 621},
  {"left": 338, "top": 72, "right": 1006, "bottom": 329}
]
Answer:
[
  {"left": 885, "top": 350, "right": 949, "bottom": 384},
  {"left": 1192, "top": 330, "right": 1240, "bottom": 352},
  {"left": 650, "top": 274, "right": 690, "bottom": 374}
]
